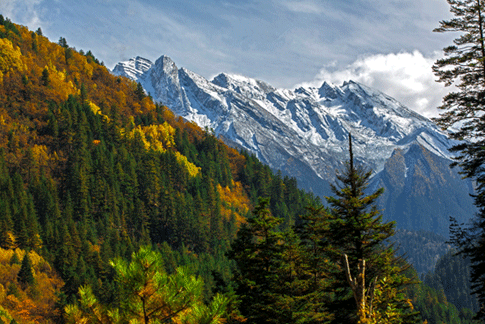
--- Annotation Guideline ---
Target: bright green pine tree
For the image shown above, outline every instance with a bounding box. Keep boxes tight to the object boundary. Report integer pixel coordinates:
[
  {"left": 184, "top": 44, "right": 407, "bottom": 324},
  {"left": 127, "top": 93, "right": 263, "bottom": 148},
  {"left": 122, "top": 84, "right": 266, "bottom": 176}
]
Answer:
[{"left": 65, "top": 246, "right": 228, "bottom": 324}]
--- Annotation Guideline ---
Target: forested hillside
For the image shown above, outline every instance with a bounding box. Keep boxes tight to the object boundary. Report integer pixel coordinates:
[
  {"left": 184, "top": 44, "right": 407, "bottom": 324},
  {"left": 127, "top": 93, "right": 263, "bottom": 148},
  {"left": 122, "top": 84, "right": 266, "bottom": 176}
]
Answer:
[
  {"left": 0, "top": 17, "right": 477, "bottom": 324},
  {"left": 390, "top": 229, "right": 450, "bottom": 275},
  {"left": 0, "top": 17, "right": 320, "bottom": 322},
  {"left": 424, "top": 250, "right": 479, "bottom": 314}
]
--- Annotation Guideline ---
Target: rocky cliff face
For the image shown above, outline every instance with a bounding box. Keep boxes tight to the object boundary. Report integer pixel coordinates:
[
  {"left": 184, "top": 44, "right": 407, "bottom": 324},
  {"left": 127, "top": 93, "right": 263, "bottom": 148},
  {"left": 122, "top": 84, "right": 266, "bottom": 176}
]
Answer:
[{"left": 112, "top": 55, "right": 476, "bottom": 236}]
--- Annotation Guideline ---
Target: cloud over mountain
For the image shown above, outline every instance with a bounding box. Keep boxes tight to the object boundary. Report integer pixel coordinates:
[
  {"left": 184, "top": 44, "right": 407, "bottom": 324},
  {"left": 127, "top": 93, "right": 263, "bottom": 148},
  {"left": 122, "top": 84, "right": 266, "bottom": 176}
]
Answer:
[{"left": 299, "top": 51, "right": 451, "bottom": 118}]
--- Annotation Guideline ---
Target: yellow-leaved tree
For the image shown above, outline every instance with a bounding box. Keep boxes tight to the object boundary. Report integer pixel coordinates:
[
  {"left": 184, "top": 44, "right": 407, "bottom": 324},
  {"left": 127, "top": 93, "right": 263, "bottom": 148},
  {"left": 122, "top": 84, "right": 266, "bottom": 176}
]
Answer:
[{"left": 0, "top": 248, "right": 64, "bottom": 323}]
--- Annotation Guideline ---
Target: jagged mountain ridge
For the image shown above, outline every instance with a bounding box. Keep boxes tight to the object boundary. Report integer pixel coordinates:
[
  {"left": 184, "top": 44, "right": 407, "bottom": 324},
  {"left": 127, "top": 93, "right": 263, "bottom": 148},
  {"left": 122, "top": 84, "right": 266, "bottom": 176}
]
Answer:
[{"left": 112, "top": 55, "right": 475, "bottom": 236}]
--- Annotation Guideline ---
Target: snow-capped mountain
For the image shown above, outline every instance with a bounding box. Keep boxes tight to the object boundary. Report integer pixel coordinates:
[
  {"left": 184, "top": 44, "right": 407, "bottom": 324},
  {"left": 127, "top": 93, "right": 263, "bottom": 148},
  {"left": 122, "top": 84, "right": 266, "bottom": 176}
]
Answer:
[{"left": 112, "top": 55, "right": 475, "bottom": 236}]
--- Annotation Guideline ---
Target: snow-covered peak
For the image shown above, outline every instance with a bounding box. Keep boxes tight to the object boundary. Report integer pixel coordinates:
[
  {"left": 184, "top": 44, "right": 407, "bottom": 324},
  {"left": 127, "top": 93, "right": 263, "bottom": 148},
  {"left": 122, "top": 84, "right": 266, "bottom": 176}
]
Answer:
[
  {"left": 112, "top": 54, "right": 456, "bottom": 171},
  {"left": 152, "top": 55, "right": 178, "bottom": 76},
  {"left": 318, "top": 81, "right": 342, "bottom": 99},
  {"left": 340, "top": 80, "right": 429, "bottom": 121},
  {"left": 211, "top": 73, "right": 276, "bottom": 100},
  {"left": 113, "top": 54, "right": 453, "bottom": 165},
  {"left": 112, "top": 56, "right": 153, "bottom": 80}
]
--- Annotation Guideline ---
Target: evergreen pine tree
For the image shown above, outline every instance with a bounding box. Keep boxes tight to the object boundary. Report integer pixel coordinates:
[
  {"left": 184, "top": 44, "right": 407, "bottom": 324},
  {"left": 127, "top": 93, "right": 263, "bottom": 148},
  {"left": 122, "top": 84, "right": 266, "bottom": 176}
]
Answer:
[
  {"left": 6, "top": 282, "right": 20, "bottom": 298},
  {"left": 9, "top": 252, "right": 20, "bottom": 265},
  {"left": 65, "top": 246, "right": 228, "bottom": 324},
  {"left": 134, "top": 82, "right": 145, "bottom": 101},
  {"left": 295, "top": 206, "right": 337, "bottom": 322},
  {"left": 433, "top": 0, "right": 485, "bottom": 318},
  {"left": 41, "top": 68, "right": 49, "bottom": 86},
  {"left": 229, "top": 198, "right": 288, "bottom": 323},
  {"left": 0, "top": 220, "right": 15, "bottom": 250},
  {"left": 18, "top": 251, "right": 35, "bottom": 286},
  {"left": 324, "top": 134, "right": 418, "bottom": 324},
  {"left": 58, "top": 36, "right": 68, "bottom": 48}
]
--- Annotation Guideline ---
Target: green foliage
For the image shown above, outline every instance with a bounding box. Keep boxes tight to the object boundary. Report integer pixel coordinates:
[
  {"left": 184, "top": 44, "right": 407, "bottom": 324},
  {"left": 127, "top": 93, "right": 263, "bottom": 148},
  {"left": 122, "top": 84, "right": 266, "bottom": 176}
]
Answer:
[
  {"left": 433, "top": 0, "right": 485, "bottom": 136},
  {"left": 9, "top": 251, "right": 20, "bottom": 265},
  {"left": 230, "top": 199, "right": 334, "bottom": 323},
  {"left": 65, "top": 246, "right": 229, "bottom": 324},
  {"left": 229, "top": 198, "right": 286, "bottom": 323},
  {"left": 406, "top": 267, "right": 478, "bottom": 324},
  {"left": 6, "top": 282, "right": 20, "bottom": 298},
  {"left": 433, "top": 0, "right": 485, "bottom": 319},
  {"left": 17, "top": 251, "right": 35, "bottom": 286},
  {"left": 424, "top": 250, "right": 479, "bottom": 314},
  {"left": 229, "top": 136, "right": 418, "bottom": 324},
  {"left": 0, "top": 306, "right": 13, "bottom": 324},
  {"left": 295, "top": 206, "right": 338, "bottom": 322},
  {"left": 41, "top": 67, "right": 49, "bottom": 86},
  {"left": 58, "top": 37, "right": 68, "bottom": 48},
  {"left": 322, "top": 135, "right": 416, "bottom": 324},
  {"left": 326, "top": 135, "right": 393, "bottom": 263},
  {"left": 0, "top": 16, "right": 20, "bottom": 38},
  {"left": 135, "top": 82, "right": 145, "bottom": 101},
  {"left": 389, "top": 230, "right": 449, "bottom": 275}
]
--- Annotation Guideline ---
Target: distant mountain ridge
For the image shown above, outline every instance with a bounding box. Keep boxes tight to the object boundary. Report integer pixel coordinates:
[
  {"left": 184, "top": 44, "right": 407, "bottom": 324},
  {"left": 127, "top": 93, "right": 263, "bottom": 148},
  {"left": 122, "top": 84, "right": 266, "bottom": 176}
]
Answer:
[{"left": 112, "top": 55, "right": 476, "bottom": 236}]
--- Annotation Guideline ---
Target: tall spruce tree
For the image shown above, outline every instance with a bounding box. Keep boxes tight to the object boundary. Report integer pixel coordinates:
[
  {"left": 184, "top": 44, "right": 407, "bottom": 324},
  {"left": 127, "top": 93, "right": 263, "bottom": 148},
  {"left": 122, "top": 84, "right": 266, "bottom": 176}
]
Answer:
[
  {"left": 230, "top": 199, "right": 335, "bottom": 323},
  {"left": 325, "top": 134, "right": 418, "bottom": 324},
  {"left": 18, "top": 251, "right": 35, "bottom": 287},
  {"left": 433, "top": 0, "right": 485, "bottom": 318},
  {"left": 228, "top": 198, "right": 286, "bottom": 323},
  {"left": 295, "top": 206, "right": 336, "bottom": 323}
]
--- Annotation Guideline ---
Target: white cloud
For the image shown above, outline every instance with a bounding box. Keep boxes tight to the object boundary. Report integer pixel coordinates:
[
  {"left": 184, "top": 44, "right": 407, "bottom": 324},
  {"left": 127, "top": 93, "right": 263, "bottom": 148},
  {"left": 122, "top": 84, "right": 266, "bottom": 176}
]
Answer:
[
  {"left": 0, "top": 0, "right": 17, "bottom": 17},
  {"left": 279, "top": 0, "right": 324, "bottom": 14},
  {"left": 0, "top": 0, "right": 44, "bottom": 29},
  {"left": 300, "top": 51, "right": 452, "bottom": 118}
]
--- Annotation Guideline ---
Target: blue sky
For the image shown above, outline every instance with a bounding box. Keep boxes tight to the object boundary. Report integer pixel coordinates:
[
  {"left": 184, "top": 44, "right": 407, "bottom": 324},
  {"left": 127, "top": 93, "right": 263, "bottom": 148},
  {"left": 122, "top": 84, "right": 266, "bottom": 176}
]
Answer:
[{"left": 1, "top": 0, "right": 456, "bottom": 117}]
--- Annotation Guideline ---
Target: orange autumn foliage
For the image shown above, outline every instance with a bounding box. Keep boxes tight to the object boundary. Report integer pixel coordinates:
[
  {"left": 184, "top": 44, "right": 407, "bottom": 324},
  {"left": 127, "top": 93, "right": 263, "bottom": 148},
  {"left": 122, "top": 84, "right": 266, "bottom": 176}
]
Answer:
[
  {"left": 0, "top": 248, "right": 64, "bottom": 324},
  {"left": 0, "top": 22, "right": 160, "bottom": 174},
  {"left": 0, "top": 20, "right": 252, "bottom": 188}
]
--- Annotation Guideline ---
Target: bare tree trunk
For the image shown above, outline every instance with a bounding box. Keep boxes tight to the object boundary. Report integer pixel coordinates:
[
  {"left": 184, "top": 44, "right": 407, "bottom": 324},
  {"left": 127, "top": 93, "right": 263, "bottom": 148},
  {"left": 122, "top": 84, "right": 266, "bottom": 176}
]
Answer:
[{"left": 343, "top": 254, "right": 376, "bottom": 322}]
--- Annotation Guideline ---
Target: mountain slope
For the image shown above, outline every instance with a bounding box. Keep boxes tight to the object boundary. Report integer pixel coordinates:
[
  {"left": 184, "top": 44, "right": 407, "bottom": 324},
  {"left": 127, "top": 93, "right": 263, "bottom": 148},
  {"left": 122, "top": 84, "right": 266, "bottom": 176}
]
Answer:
[
  {"left": 0, "top": 20, "right": 324, "bottom": 320},
  {"left": 113, "top": 55, "right": 476, "bottom": 236}
]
